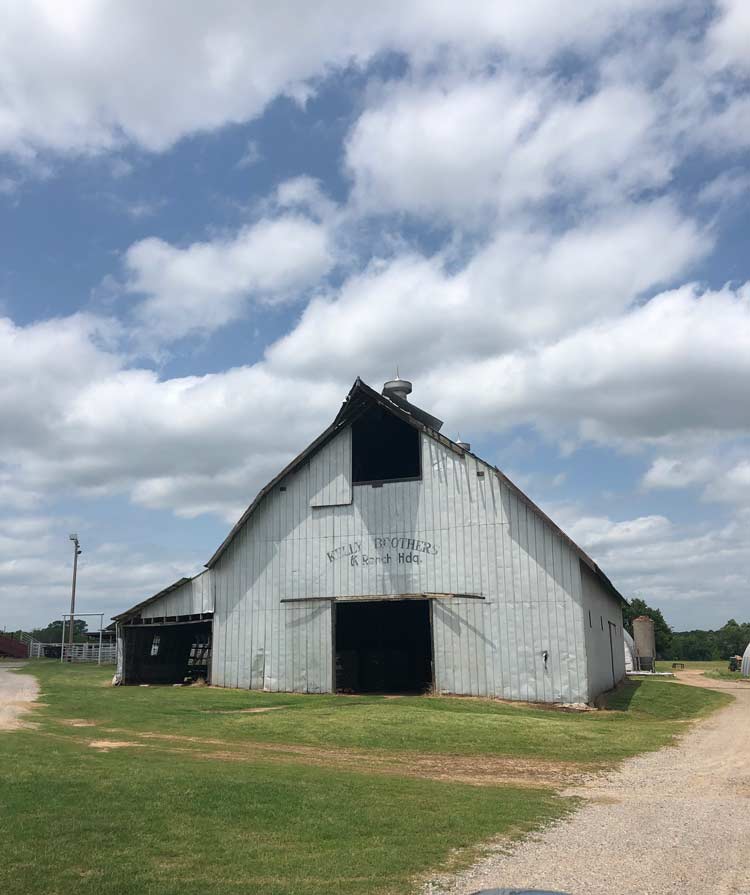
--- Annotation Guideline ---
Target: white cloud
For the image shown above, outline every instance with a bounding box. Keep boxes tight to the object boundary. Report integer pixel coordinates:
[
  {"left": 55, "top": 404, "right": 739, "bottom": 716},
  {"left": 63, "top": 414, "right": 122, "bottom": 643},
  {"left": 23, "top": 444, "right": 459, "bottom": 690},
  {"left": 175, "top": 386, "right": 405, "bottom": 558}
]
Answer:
[
  {"left": 0, "top": 1, "right": 681, "bottom": 159},
  {"left": 3, "top": 280, "right": 748, "bottom": 527},
  {"left": 0, "top": 515, "right": 198, "bottom": 629},
  {"left": 565, "top": 514, "right": 673, "bottom": 549},
  {"left": 553, "top": 503, "right": 750, "bottom": 626},
  {"left": 706, "top": 0, "right": 750, "bottom": 73},
  {"left": 697, "top": 169, "right": 750, "bottom": 206},
  {"left": 347, "top": 76, "right": 672, "bottom": 220},
  {"left": 643, "top": 456, "right": 716, "bottom": 490},
  {"left": 269, "top": 201, "right": 708, "bottom": 376},
  {"left": 236, "top": 139, "right": 262, "bottom": 169},
  {"left": 424, "top": 282, "right": 750, "bottom": 443},
  {"left": 125, "top": 214, "right": 333, "bottom": 341}
]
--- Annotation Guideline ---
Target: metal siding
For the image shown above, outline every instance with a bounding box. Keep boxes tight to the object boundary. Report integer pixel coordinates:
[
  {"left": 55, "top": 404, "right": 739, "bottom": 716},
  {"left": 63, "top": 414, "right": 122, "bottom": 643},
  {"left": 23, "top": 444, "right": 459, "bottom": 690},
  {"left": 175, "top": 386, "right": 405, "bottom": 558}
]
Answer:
[
  {"left": 309, "top": 427, "right": 352, "bottom": 507},
  {"left": 139, "top": 569, "right": 214, "bottom": 620},
  {"left": 211, "top": 427, "right": 590, "bottom": 701},
  {"left": 580, "top": 562, "right": 625, "bottom": 700}
]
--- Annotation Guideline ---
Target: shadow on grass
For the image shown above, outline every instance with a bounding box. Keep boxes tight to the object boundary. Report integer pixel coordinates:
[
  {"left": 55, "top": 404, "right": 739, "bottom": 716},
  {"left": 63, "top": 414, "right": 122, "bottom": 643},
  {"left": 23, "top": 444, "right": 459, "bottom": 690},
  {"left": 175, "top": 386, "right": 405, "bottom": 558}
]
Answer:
[{"left": 604, "top": 679, "right": 642, "bottom": 712}]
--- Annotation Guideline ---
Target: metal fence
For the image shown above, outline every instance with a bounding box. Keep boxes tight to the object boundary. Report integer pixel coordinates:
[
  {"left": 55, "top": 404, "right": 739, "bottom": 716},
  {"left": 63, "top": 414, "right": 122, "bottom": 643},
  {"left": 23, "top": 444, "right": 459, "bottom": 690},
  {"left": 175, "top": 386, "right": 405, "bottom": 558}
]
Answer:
[
  {"left": 60, "top": 642, "right": 117, "bottom": 663},
  {"left": 20, "top": 633, "right": 116, "bottom": 663}
]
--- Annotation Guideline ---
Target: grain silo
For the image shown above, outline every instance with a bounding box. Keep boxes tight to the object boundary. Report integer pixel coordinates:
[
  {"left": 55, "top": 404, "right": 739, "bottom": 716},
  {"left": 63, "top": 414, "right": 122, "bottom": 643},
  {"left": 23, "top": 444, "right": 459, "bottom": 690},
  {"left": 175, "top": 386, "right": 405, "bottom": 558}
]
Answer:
[{"left": 632, "top": 615, "right": 656, "bottom": 672}]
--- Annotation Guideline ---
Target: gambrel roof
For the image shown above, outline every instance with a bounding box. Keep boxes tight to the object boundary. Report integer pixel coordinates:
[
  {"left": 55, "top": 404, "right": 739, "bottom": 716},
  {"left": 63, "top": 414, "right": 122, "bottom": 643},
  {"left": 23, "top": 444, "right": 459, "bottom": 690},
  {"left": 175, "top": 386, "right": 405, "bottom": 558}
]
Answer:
[{"left": 203, "top": 378, "right": 627, "bottom": 605}]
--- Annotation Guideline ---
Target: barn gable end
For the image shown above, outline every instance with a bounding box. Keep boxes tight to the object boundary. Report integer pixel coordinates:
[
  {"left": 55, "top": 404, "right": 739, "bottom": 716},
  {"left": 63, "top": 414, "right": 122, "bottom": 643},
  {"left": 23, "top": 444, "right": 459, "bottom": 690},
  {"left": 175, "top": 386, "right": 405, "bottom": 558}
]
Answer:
[{"left": 116, "top": 377, "right": 626, "bottom": 703}]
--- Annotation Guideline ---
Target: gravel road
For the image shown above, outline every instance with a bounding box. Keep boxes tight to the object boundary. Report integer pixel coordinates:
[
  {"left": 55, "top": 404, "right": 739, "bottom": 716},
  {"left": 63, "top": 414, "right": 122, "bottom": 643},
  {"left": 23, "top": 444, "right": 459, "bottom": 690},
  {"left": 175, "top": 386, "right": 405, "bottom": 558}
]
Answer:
[
  {"left": 0, "top": 662, "right": 38, "bottom": 730},
  {"left": 427, "top": 674, "right": 750, "bottom": 895}
]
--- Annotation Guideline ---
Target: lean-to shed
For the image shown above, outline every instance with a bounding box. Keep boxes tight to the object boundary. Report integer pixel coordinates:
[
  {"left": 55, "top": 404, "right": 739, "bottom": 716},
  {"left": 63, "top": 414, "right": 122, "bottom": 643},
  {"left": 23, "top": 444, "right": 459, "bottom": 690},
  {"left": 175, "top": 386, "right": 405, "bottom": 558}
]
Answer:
[{"left": 114, "top": 377, "right": 627, "bottom": 704}]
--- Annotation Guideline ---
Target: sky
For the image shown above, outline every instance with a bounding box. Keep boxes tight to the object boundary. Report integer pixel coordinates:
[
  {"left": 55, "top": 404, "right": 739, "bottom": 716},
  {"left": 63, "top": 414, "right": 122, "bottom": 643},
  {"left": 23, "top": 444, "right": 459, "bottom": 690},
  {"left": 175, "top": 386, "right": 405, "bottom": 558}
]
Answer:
[{"left": 1, "top": 0, "right": 749, "bottom": 633}]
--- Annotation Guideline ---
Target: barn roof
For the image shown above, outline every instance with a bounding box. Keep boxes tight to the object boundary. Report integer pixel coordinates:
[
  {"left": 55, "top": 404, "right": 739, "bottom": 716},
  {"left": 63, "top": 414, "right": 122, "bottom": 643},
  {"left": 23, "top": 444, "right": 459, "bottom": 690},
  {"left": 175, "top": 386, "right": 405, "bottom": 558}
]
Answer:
[
  {"left": 202, "top": 378, "right": 627, "bottom": 605},
  {"left": 112, "top": 577, "right": 192, "bottom": 622}
]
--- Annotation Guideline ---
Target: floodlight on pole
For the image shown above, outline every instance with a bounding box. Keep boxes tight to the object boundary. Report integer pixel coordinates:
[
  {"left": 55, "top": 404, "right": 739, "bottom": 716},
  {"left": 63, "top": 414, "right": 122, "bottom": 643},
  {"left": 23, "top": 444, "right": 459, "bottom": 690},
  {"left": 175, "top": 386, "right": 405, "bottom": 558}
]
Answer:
[{"left": 68, "top": 534, "right": 81, "bottom": 661}]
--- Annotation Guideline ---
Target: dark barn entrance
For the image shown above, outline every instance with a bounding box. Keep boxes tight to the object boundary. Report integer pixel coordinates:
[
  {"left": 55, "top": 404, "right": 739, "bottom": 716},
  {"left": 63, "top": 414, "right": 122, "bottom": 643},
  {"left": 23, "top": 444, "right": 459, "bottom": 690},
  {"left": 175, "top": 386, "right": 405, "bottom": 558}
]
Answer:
[
  {"left": 335, "top": 600, "right": 433, "bottom": 693},
  {"left": 123, "top": 621, "right": 212, "bottom": 685}
]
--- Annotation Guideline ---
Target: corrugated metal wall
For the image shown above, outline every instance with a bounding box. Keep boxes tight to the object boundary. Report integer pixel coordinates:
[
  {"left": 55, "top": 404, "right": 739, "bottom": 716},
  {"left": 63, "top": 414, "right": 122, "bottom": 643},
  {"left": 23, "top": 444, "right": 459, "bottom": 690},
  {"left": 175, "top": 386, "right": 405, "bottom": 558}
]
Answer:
[
  {"left": 580, "top": 563, "right": 625, "bottom": 700},
  {"left": 141, "top": 570, "right": 214, "bottom": 620},
  {"left": 309, "top": 426, "right": 352, "bottom": 507},
  {"left": 211, "top": 427, "right": 593, "bottom": 702}
]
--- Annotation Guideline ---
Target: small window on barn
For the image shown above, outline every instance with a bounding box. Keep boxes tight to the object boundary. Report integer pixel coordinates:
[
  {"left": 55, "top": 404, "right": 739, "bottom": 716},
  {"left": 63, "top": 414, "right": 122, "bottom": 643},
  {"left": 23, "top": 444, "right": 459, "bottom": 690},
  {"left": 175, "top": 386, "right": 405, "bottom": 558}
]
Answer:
[
  {"left": 150, "top": 635, "right": 161, "bottom": 657},
  {"left": 352, "top": 405, "right": 420, "bottom": 484}
]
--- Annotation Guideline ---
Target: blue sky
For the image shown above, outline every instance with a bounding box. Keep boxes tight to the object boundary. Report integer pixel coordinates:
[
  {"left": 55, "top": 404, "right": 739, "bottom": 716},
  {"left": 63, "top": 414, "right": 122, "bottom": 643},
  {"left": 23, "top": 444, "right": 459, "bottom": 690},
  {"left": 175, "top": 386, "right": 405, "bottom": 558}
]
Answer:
[{"left": 1, "top": 1, "right": 749, "bottom": 632}]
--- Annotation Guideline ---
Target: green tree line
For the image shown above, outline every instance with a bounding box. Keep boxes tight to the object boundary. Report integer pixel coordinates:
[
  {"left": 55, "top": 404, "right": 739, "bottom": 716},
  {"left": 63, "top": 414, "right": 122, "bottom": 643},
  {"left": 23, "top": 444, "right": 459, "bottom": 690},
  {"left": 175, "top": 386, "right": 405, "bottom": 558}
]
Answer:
[{"left": 623, "top": 597, "right": 749, "bottom": 660}]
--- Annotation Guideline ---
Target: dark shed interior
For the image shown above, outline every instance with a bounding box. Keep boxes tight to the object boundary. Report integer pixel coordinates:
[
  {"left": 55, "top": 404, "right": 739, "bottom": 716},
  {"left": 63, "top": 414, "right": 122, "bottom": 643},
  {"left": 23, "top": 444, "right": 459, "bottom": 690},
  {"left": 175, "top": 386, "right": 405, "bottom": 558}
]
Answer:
[
  {"left": 123, "top": 621, "right": 212, "bottom": 685},
  {"left": 335, "top": 600, "right": 433, "bottom": 693}
]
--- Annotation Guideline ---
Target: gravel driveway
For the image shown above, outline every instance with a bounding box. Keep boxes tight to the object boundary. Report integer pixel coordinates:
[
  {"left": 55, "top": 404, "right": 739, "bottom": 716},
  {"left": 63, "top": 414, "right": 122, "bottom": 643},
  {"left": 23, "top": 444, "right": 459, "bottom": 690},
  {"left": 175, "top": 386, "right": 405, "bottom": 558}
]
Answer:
[
  {"left": 0, "top": 662, "right": 39, "bottom": 730},
  {"left": 427, "top": 674, "right": 750, "bottom": 895}
]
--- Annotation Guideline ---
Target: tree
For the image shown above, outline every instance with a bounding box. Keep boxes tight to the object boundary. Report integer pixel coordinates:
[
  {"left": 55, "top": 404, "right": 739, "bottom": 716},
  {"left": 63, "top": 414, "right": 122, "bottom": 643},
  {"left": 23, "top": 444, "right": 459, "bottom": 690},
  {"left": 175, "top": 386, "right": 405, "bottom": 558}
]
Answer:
[
  {"left": 30, "top": 619, "right": 88, "bottom": 643},
  {"left": 716, "top": 619, "right": 750, "bottom": 658},
  {"left": 622, "top": 597, "right": 673, "bottom": 657}
]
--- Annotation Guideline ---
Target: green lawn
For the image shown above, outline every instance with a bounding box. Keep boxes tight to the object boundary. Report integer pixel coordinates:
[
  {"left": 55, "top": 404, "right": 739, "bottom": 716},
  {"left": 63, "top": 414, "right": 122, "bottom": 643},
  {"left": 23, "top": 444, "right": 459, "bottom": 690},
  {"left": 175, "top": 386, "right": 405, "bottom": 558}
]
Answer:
[
  {"left": 654, "top": 659, "right": 742, "bottom": 681},
  {"left": 655, "top": 660, "right": 728, "bottom": 671},
  {"left": 0, "top": 661, "right": 732, "bottom": 895},
  {"left": 703, "top": 668, "right": 744, "bottom": 681}
]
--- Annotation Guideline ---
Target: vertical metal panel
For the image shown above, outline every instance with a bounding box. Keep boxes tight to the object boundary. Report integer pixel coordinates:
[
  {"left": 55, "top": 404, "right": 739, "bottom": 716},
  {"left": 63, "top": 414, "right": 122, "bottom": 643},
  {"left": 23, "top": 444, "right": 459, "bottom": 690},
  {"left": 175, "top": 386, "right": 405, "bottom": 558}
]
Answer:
[
  {"left": 580, "top": 562, "right": 625, "bottom": 700},
  {"left": 138, "top": 570, "right": 214, "bottom": 620},
  {"left": 309, "top": 427, "right": 352, "bottom": 507}
]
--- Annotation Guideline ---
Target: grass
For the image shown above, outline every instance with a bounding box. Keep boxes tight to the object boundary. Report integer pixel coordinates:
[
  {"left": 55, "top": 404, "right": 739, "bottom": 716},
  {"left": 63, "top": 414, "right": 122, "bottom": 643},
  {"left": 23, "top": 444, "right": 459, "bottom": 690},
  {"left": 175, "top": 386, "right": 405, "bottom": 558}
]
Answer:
[
  {"left": 703, "top": 669, "right": 744, "bottom": 681},
  {"left": 655, "top": 660, "right": 728, "bottom": 672},
  {"left": 654, "top": 659, "right": 743, "bottom": 681},
  {"left": 0, "top": 661, "right": 733, "bottom": 895}
]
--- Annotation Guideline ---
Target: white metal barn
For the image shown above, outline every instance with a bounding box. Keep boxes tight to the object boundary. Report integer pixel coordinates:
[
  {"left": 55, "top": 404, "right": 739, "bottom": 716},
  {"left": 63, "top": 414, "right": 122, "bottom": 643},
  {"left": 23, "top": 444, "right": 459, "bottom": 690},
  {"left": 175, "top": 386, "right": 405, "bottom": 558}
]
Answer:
[{"left": 114, "top": 378, "right": 626, "bottom": 704}]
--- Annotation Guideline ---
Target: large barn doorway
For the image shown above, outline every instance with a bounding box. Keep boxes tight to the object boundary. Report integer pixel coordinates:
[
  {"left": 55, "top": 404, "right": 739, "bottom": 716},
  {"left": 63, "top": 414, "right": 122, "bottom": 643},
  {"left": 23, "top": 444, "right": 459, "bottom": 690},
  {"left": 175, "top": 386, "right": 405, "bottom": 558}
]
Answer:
[
  {"left": 122, "top": 621, "right": 212, "bottom": 685},
  {"left": 335, "top": 600, "right": 433, "bottom": 693}
]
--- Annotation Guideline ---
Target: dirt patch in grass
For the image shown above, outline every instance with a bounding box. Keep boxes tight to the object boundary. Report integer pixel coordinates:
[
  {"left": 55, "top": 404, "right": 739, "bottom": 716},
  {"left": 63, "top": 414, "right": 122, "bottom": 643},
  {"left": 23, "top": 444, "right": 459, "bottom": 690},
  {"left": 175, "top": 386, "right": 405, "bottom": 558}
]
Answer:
[
  {"left": 80, "top": 726, "right": 586, "bottom": 787},
  {"left": 88, "top": 740, "right": 145, "bottom": 751},
  {"left": 201, "top": 705, "right": 290, "bottom": 715},
  {"left": 0, "top": 669, "right": 39, "bottom": 731},
  {"left": 61, "top": 718, "right": 97, "bottom": 727}
]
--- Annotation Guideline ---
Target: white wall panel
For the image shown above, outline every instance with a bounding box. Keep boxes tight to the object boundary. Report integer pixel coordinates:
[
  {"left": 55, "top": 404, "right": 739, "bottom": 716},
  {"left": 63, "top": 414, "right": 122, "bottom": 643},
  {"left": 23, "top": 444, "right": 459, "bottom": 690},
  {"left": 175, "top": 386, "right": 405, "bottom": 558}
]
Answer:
[
  {"left": 309, "top": 427, "right": 352, "bottom": 507},
  {"left": 141, "top": 569, "right": 213, "bottom": 620}
]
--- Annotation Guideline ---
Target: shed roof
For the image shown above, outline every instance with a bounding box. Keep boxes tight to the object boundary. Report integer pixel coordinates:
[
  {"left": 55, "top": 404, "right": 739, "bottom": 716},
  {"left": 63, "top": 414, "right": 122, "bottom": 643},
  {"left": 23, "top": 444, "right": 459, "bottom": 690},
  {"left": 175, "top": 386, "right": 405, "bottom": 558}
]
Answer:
[{"left": 112, "top": 576, "right": 191, "bottom": 622}]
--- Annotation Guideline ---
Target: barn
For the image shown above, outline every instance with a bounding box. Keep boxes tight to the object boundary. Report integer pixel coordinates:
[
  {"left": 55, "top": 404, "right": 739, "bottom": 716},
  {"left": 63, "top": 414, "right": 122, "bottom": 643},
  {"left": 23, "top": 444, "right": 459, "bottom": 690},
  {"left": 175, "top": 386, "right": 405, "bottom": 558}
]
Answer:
[{"left": 114, "top": 377, "right": 626, "bottom": 704}]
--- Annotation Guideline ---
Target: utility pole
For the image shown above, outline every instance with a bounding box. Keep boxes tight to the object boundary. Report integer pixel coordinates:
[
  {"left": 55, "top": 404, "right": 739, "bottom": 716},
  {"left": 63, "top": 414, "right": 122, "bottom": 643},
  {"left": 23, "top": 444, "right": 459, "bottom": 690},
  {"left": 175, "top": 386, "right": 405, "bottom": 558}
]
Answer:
[{"left": 68, "top": 534, "right": 81, "bottom": 661}]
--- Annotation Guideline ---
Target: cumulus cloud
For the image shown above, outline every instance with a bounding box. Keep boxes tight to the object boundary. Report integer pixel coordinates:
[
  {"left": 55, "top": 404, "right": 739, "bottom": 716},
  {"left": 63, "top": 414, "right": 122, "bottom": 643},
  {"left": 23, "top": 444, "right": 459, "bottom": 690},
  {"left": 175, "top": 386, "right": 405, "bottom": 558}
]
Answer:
[
  {"left": 3, "top": 279, "right": 748, "bottom": 524},
  {"left": 706, "top": 0, "right": 750, "bottom": 73},
  {"left": 424, "top": 283, "right": 750, "bottom": 442},
  {"left": 0, "top": 514, "right": 198, "bottom": 628},
  {"left": 0, "top": 1, "right": 682, "bottom": 158},
  {"left": 643, "top": 456, "right": 716, "bottom": 490},
  {"left": 124, "top": 214, "right": 333, "bottom": 341},
  {"left": 268, "top": 201, "right": 708, "bottom": 378},
  {"left": 347, "top": 77, "right": 673, "bottom": 219},
  {"left": 550, "top": 502, "right": 750, "bottom": 625}
]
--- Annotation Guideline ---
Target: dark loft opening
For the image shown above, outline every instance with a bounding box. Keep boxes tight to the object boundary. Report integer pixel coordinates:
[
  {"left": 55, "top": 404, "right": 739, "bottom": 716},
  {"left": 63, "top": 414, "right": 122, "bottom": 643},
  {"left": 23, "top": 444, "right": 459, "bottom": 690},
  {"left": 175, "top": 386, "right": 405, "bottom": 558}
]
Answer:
[
  {"left": 351, "top": 405, "right": 420, "bottom": 484},
  {"left": 335, "top": 600, "right": 433, "bottom": 693},
  {"left": 123, "top": 621, "right": 212, "bottom": 685}
]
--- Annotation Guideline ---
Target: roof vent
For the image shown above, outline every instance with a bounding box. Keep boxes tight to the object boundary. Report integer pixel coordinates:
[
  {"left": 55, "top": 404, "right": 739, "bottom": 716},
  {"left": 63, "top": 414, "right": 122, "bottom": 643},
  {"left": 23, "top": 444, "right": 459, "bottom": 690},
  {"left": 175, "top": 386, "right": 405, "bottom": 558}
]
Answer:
[
  {"left": 382, "top": 377, "right": 413, "bottom": 401},
  {"left": 456, "top": 435, "right": 471, "bottom": 451}
]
